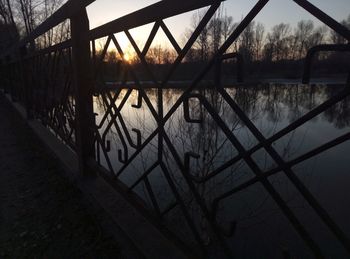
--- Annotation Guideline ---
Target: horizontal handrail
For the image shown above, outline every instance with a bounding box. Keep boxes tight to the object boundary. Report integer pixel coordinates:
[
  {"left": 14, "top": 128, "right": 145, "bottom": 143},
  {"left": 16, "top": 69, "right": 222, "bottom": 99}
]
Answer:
[
  {"left": 89, "top": 0, "right": 224, "bottom": 40},
  {"left": 302, "top": 44, "right": 350, "bottom": 83},
  {"left": 1, "top": 0, "right": 224, "bottom": 60},
  {"left": 22, "top": 0, "right": 95, "bottom": 46},
  {"left": 0, "top": 0, "right": 94, "bottom": 58}
]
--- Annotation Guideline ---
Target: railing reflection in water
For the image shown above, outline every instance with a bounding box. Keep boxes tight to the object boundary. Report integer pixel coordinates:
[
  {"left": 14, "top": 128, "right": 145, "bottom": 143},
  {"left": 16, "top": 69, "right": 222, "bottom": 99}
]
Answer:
[
  {"left": 94, "top": 84, "right": 350, "bottom": 257},
  {"left": 0, "top": 0, "right": 350, "bottom": 257}
]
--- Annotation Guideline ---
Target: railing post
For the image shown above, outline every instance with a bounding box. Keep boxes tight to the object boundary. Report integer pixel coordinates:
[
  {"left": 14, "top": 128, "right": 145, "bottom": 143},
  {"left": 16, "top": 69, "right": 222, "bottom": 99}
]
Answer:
[
  {"left": 4, "top": 56, "right": 11, "bottom": 94},
  {"left": 0, "top": 58, "right": 3, "bottom": 92},
  {"left": 70, "top": 7, "right": 95, "bottom": 176},
  {"left": 19, "top": 46, "right": 34, "bottom": 119},
  {"left": 9, "top": 56, "right": 17, "bottom": 102}
]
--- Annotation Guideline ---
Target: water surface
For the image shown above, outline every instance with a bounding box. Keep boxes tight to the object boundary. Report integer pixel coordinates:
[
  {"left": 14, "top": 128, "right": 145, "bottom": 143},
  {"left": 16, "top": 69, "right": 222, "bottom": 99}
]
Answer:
[{"left": 94, "top": 83, "right": 350, "bottom": 258}]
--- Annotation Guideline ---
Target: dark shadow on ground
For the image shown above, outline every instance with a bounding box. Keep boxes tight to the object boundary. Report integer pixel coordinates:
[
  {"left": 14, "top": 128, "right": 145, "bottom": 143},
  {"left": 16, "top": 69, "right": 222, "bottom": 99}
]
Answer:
[{"left": 0, "top": 94, "right": 134, "bottom": 258}]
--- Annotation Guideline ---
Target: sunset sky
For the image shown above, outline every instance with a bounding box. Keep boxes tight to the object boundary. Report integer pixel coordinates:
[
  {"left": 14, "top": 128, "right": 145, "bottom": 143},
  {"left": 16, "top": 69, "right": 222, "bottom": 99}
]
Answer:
[{"left": 85, "top": 0, "right": 350, "bottom": 51}]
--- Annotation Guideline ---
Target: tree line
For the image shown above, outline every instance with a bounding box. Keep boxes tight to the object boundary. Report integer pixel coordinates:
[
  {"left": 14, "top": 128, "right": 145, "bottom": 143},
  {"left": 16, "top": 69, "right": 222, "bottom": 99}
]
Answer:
[
  {"left": 150, "top": 11, "right": 350, "bottom": 65},
  {"left": 0, "top": 0, "right": 66, "bottom": 51},
  {"left": 100, "top": 11, "right": 350, "bottom": 81},
  {"left": 1, "top": 2, "right": 349, "bottom": 79}
]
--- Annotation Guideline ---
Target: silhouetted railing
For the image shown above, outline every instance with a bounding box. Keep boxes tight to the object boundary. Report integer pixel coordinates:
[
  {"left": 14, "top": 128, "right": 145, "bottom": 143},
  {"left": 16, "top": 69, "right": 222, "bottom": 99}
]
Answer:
[{"left": 1, "top": 0, "right": 350, "bottom": 258}]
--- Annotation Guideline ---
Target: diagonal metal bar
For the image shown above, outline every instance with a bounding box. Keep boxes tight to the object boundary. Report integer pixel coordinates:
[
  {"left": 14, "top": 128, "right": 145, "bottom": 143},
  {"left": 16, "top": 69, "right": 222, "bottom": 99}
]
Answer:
[
  {"left": 163, "top": 132, "right": 235, "bottom": 258},
  {"left": 163, "top": 0, "right": 270, "bottom": 123},
  {"left": 116, "top": 129, "right": 160, "bottom": 177},
  {"left": 159, "top": 20, "right": 182, "bottom": 54},
  {"left": 110, "top": 34, "right": 160, "bottom": 120},
  {"left": 144, "top": 176, "right": 162, "bottom": 217},
  {"left": 100, "top": 89, "right": 132, "bottom": 141},
  {"left": 178, "top": 93, "right": 324, "bottom": 257},
  {"left": 142, "top": 21, "right": 161, "bottom": 56},
  {"left": 161, "top": 3, "right": 221, "bottom": 85},
  {"left": 158, "top": 161, "right": 206, "bottom": 250},
  {"left": 96, "top": 89, "right": 123, "bottom": 129},
  {"left": 293, "top": 0, "right": 350, "bottom": 41},
  {"left": 124, "top": 30, "right": 161, "bottom": 87},
  {"left": 190, "top": 87, "right": 350, "bottom": 184},
  {"left": 212, "top": 132, "right": 350, "bottom": 217},
  {"left": 217, "top": 84, "right": 350, "bottom": 252},
  {"left": 129, "top": 162, "right": 160, "bottom": 190}
]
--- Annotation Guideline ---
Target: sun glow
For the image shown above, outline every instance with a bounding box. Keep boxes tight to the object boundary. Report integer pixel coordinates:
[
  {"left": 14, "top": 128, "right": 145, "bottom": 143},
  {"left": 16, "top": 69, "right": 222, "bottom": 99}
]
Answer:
[{"left": 123, "top": 53, "right": 131, "bottom": 62}]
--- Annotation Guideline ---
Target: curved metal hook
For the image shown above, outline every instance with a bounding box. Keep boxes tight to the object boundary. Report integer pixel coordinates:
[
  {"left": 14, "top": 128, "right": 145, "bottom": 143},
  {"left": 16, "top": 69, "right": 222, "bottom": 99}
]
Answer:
[
  {"left": 104, "top": 140, "right": 111, "bottom": 152},
  {"left": 184, "top": 96, "right": 203, "bottom": 123},
  {"left": 221, "top": 221, "right": 237, "bottom": 238},
  {"left": 211, "top": 199, "right": 237, "bottom": 238},
  {"left": 215, "top": 52, "right": 244, "bottom": 86},
  {"left": 302, "top": 44, "right": 350, "bottom": 84},
  {"left": 131, "top": 89, "right": 142, "bottom": 109},
  {"left": 118, "top": 148, "right": 128, "bottom": 164},
  {"left": 130, "top": 128, "right": 141, "bottom": 148}
]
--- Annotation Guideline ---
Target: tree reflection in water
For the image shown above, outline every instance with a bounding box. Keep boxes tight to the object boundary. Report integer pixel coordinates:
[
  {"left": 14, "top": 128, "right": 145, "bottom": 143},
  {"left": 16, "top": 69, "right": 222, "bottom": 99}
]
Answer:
[{"left": 94, "top": 83, "right": 350, "bottom": 257}]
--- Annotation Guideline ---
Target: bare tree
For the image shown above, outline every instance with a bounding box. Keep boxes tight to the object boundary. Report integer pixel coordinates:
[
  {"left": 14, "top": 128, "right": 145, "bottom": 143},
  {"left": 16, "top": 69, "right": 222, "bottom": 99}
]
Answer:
[
  {"left": 40, "top": 0, "right": 66, "bottom": 47},
  {"left": 264, "top": 23, "right": 291, "bottom": 61},
  {"left": 330, "top": 15, "right": 350, "bottom": 44},
  {"left": 294, "top": 20, "right": 314, "bottom": 59},
  {"left": 4, "top": 0, "right": 65, "bottom": 43},
  {"left": 145, "top": 44, "right": 176, "bottom": 64},
  {"left": 185, "top": 10, "right": 210, "bottom": 62},
  {"left": 0, "top": 0, "right": 18, "bottom": 41},
  {"left": 208, "top": 16, "right": 223, "bottom": 54},
  {"left": 308, "top": 25, "right": 327, "bottom": 46},
  {"left": 222, "top": 12, "right": 234, "bottom": 42},
  {"left": 239, "top": 21, "right": 255, "bottom": 62},
  {"left": 184, "top": 8, "right": 235, "bottom": 62},
  {"left": 253, "top": 22, "right": 265, "bottom": 61},
  {"left": 17, "top": 0, "right": 35, "bottom": 36}
]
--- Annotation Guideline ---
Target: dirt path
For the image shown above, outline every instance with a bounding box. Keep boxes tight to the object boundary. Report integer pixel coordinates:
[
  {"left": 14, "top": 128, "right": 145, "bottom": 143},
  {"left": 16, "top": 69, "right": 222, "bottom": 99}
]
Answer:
[{"left": 0, "top": 94, "right": 135, "bottom": 258}]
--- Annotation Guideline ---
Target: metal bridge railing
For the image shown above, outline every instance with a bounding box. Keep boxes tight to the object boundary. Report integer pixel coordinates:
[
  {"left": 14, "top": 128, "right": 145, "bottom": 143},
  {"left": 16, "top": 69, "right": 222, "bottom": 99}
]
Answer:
[{"left": 0, "top": 0, "right": 350, "bottom": 257}]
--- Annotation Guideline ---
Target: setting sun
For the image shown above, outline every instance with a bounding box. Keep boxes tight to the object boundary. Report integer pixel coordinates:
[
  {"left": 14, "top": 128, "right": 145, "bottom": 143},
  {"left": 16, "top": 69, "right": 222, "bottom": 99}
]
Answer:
[{"left": 123, "top": 53, "right": 131, "bottom": 62}]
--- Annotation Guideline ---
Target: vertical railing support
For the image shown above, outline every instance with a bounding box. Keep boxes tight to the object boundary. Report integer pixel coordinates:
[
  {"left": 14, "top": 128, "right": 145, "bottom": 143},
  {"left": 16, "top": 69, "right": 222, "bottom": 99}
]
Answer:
[
  {"left": 20, "top": 46, "right": 34, "bottom": 119},
  {"left": 0, "top": 58, "right": 4, "bottom": 92},
  {"left": 4, "top": 56, "right": 11, "bottom": 94},
  {"left": 215, "top": 53, "right": 244, "bottom": 87},
  {"left": 71, "top": 7, "right": 95, "bottom": 176},
  {"left": 9, "top": 55, "right": 17, "bottom": 102},
  {"left": 302, "top": 44, "right": 350, "bottom": 84}
]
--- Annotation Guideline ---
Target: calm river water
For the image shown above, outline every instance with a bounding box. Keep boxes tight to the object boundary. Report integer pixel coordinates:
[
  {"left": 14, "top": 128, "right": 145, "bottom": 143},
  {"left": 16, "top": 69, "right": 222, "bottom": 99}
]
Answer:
[{"left": 94, "top": 83, "right": 350, "bottom": 258}]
